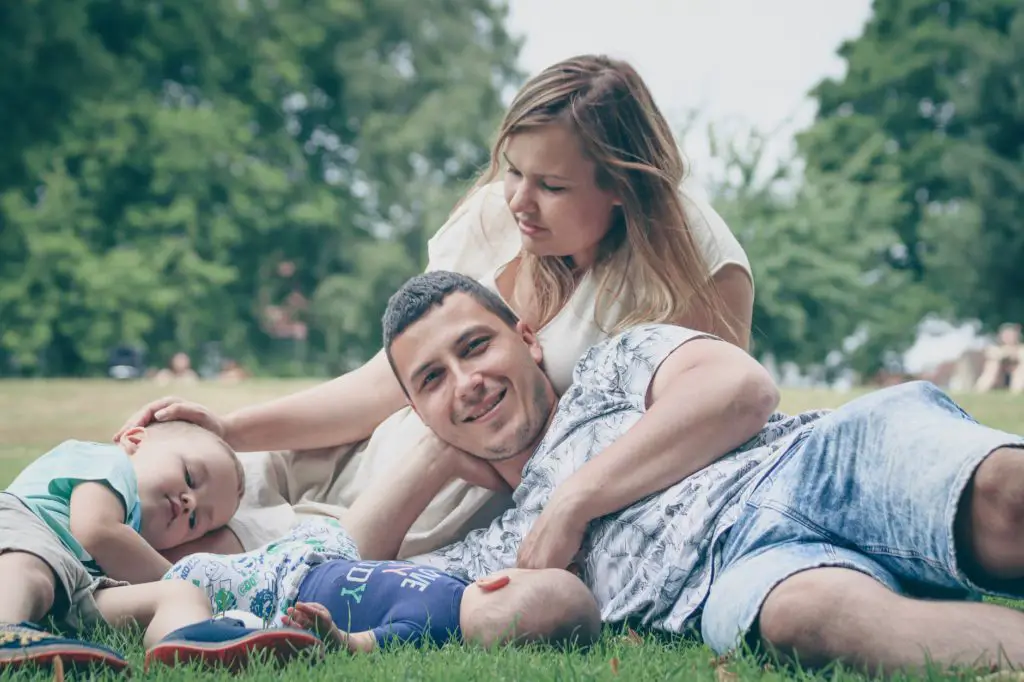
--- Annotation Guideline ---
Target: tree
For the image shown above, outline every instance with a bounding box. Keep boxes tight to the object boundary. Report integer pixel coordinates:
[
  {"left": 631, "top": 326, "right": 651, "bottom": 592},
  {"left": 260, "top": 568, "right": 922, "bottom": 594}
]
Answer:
[
  {"left": 705, "top": 126, "right": 934, "bottom": 376},
  {"left": 0, "top": 0, "right": 521, "bottom": 376},
  {"left": 798, "top": 0, "right": 1024, "bottom": 333}
]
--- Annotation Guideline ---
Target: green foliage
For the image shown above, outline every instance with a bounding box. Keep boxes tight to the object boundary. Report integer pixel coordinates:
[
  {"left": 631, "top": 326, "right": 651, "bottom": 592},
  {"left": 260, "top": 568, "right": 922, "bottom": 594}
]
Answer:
[
  {"left": 0, "top": 0, "right": 520, "bottom": 376},
  {"left": 798, "top": 0, "right": 1024, "bottom": 333},
  {"left": 707, "top": 128, "right": 935, "bottom": 375}
]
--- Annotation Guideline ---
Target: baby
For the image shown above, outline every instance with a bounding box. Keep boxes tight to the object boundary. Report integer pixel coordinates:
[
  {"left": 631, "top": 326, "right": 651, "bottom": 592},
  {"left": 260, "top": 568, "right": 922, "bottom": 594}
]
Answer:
[
  {"left": 168, "top": 519, "right": 602, "bottom": 652},
  {"left": 0, "top": 421, "right": 321, "bottom": 674}
]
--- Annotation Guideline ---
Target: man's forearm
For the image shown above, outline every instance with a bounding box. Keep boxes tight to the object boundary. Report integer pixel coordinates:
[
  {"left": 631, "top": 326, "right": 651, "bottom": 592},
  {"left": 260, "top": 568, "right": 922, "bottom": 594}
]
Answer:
[
  {"left": 82, "top": 525, "right": 173, "bottom": 583},
  {"left": 558, "top": 362, "right": 778, "bottom": 524},
  {"left": 345, "top": 441, "right": 455, "bottom": 560}
]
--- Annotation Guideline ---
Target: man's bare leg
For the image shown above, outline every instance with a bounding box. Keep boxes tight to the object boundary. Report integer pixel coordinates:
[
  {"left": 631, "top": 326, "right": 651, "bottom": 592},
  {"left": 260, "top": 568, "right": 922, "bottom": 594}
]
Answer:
[
  {"left": 758, "top": 568, "right": 1024, "bottom": 674},
  {"left": 758, "top": 447, "right": 1024, "bottom": 674}
]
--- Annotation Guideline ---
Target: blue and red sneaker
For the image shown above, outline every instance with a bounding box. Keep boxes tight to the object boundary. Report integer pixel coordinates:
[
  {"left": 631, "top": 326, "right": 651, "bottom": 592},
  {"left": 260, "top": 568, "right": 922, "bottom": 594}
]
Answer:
[
  {"left": 0, "top": 622, "right": 128, "bottom": 673},
  {"left": 144, "top": 617, "right": 323, "bottom": 672}
]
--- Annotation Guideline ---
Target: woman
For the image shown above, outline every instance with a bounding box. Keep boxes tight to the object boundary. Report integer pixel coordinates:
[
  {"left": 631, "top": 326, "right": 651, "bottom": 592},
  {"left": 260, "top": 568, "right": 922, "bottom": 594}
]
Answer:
[{"left": 116, "top": 55, "right": 755, "bottom": 558}]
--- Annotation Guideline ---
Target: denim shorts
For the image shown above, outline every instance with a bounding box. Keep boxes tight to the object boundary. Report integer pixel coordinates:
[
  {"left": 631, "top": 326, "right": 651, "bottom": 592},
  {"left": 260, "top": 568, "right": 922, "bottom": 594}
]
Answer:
[{"left": 700, "top": 381, "right": 1024, "bottom": 654}]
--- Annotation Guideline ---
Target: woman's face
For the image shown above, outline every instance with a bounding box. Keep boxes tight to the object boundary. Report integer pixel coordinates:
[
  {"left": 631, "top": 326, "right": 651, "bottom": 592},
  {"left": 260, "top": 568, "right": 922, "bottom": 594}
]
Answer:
[{"left": 502, "top": 123, "right": 620, "bottom": 269}]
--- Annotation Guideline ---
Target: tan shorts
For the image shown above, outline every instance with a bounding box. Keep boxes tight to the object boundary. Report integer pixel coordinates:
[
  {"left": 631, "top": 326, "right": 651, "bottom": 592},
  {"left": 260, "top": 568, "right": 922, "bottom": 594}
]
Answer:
[{"left": 0, "top": 493, "right": 118, "bottom": 630}]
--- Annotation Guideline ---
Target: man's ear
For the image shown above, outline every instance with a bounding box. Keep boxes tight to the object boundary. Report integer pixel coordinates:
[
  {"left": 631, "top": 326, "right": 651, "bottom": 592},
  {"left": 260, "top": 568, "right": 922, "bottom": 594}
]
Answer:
[
  {"left": 120, "top": 426, "right": 147, "bottom": 455},
  {"left": 516, "top": 321, "right": 544, "bottom": 366}
]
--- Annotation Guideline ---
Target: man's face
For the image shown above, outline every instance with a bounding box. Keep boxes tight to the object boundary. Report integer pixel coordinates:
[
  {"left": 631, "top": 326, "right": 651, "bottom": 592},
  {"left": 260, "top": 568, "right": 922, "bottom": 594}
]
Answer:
[{"left": 390, "top": 293, "right": 555, "bottom": 461}]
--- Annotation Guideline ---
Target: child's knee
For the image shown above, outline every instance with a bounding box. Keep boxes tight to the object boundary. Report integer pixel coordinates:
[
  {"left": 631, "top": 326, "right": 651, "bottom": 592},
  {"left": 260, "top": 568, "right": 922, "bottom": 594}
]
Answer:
[{"left": 0, "top": 551, "right": 58, "bottom": 611}]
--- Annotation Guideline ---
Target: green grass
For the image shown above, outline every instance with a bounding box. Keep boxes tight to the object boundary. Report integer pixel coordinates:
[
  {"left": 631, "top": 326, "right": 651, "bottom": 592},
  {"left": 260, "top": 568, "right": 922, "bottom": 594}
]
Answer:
[{"left": 1, "top": 379, "right": 1022, "bottom": 681}]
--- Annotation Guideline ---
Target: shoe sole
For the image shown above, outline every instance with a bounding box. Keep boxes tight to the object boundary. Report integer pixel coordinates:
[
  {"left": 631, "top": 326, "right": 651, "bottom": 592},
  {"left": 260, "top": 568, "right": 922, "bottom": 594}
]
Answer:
[
  {"left": 0, "top": 643, "right": 128, "bottom": 673},
  {"left": 144, "top": 629, "right": 323, "bottom": 672}
]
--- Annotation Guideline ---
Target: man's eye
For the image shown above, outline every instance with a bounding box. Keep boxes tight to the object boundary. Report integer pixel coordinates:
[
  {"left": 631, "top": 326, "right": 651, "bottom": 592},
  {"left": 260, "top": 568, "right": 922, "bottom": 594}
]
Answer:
[
  {"left": 466, "top": 338, "right": 489, "bottom": 354},
  {"left": 422, "top": 370, "right": 441, "bottom": 389}
]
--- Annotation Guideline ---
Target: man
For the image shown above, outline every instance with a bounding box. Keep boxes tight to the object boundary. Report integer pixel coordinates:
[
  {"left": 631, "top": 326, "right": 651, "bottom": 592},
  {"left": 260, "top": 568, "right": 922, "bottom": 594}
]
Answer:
[{"left": 362, "top": 270, "right": 1024, "bottom": 675}]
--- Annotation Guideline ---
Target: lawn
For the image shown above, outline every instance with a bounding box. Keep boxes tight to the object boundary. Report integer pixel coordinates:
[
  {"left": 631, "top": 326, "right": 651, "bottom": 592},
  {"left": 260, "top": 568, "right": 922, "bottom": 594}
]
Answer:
[{"left": 0, "top": 379, "right": 1022, "bottom": 681}]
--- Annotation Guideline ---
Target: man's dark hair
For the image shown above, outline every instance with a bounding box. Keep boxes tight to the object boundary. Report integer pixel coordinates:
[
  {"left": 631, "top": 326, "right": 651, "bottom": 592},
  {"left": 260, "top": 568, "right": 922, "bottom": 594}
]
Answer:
[{"left": 382, "top": 271, "right": 519, "bottom": 388}]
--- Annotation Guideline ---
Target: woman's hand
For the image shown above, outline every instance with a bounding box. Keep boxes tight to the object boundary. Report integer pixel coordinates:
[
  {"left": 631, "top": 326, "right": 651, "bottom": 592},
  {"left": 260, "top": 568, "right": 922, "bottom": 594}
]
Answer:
[
  {"left": 515, "top": 488, "right": 589, "bottom": 570},
  {"left": 112, "top": 396, "right": 226, "bottom": 444}
]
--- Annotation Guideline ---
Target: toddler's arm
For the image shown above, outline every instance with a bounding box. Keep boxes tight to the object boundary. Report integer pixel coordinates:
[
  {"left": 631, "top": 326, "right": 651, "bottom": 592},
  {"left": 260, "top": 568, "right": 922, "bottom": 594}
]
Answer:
[{"left": 69, "top": 482, "right": 172, "bottom": 583}]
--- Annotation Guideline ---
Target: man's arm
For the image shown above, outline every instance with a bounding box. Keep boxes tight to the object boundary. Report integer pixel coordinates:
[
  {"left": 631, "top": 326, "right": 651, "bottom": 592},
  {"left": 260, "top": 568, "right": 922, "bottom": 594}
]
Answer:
[
  {"left": 560, "top": 336, "right": 777, "bottom": 521},
  {"left": 69, "top": 482, "right": 172, "bottom": 583},
  {"left": 517, "top": 334, "right": 779, "bottom": 569},
  {"left": 345, "top": 431, "right": 508, "bottom": 561}
]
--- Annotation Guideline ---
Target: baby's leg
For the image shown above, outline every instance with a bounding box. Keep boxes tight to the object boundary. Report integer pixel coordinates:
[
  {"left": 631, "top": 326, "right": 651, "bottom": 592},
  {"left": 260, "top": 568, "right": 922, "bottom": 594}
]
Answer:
[
  {"left": 167, "top": 518, "right": 360, "bottom": 624},
  {"left": 0, "top": 552, "right": 56, "bottom": 623},
  {"left": 93, "top": 580, "right": 211, "bottom": 648}
]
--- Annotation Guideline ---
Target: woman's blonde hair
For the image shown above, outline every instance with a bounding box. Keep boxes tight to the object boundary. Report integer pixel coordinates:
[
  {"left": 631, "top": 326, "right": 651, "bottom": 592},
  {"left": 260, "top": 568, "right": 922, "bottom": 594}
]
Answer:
[{"left": 466, "top": 54, "right": 730, "bottom": 335}]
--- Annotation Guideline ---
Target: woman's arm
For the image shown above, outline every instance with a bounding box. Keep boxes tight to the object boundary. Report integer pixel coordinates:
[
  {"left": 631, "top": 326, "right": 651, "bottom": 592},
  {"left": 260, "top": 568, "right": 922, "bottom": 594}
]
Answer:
[
  {"left": 680, "top": 264, "right": 754, "bottom": 351},
  {"left": 222, "top": 350, "right": 406, "bottom": 451},
  {"left": 516, "top": 336, "right": 777, "bottom": 569},
  {"left": 114, "top": 349, "right": 407, "bottom": 452}
]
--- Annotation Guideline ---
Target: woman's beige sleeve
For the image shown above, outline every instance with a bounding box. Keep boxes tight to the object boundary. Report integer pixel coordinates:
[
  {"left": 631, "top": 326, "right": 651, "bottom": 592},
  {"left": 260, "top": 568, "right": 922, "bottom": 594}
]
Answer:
[
  {"left": 680, "top": 183, "right": 754, "bottom": 289},
  {"left": 425, "top": 182, "right": 518, "bottom": 279}
]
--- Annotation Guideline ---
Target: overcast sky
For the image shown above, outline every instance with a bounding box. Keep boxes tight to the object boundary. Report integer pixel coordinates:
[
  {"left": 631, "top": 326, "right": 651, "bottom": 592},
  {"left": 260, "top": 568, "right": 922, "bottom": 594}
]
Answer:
[{"left": 506, "top": 0, "right": 873, "bottom": 184}]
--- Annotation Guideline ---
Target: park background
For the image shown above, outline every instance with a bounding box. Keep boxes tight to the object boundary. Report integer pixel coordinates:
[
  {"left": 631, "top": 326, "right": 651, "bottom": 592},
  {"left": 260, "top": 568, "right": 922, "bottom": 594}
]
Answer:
[
  {"left": 2, "top": 0, "right": 1022, "bottom": 385},
  {"left": 1, "top": 1, "right": 1023, "bottom": 679}
]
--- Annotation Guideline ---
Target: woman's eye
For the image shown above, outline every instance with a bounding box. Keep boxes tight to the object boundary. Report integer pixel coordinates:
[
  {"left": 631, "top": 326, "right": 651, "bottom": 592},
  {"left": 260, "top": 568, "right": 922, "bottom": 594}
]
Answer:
[{"left": 542, "top": 183, "right": 565, "bottom": 193}]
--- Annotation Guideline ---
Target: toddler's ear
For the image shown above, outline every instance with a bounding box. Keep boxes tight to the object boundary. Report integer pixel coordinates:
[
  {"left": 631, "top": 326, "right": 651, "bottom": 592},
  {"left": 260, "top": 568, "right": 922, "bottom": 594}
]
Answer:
[
  {"left": 119, "top": 426, "right": 147, "bottom": 455},
  {"left": 474, "top": 574, "right": 511, "bottom": 592}
]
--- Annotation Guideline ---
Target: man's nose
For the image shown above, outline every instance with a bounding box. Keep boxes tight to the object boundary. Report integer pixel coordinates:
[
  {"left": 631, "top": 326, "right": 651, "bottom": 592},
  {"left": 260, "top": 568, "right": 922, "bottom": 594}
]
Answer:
[{"left": 454, "top": 367, "right": 485, "bottom": 399}]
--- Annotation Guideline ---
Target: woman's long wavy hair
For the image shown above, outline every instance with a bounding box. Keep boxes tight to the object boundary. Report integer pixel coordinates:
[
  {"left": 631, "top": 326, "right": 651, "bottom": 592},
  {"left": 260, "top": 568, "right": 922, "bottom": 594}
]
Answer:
[{"left": 465, "top": 54, "right": 731, "bottom": 335}]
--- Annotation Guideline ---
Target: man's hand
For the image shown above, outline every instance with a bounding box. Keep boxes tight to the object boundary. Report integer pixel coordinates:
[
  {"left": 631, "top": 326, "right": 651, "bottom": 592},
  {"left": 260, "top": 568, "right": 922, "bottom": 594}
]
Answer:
[
  {"left": 432, "top": 439, "right": 510, "bottom": 493},
  {"left": 516, "top": 488, "right": 589, "bottom": 570},
  {"left": 113, "top": 396, "right": 226, "bottom": 444}
]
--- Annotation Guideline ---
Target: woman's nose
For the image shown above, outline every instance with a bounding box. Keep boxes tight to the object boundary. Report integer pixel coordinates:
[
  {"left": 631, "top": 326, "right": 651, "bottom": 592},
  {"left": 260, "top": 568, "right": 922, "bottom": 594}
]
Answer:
[{"left": 508, "top": 179, "right": 536, "bottom": 213}]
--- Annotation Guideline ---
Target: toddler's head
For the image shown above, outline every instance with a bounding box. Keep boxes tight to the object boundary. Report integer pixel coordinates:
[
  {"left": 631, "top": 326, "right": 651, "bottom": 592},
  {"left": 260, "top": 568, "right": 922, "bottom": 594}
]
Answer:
[
  {"left": 459, "top": 568, "right": 601, "bottom": 649},
  {"left": 119, "top": 421, "right": 244, "bottom": 550}
]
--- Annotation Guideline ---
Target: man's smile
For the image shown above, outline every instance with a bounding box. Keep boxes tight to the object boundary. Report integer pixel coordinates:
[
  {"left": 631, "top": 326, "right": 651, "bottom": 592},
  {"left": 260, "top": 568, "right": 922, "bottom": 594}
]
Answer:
[{"left": 463, "top": 389, "right": 507, "bottom": 423}]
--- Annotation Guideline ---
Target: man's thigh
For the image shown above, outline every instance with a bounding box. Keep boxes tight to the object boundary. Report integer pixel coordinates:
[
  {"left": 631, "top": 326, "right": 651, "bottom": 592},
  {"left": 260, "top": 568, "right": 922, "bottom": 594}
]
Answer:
[{"left": 749, "top": 381, "right": 1023, "bottom": 594}]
